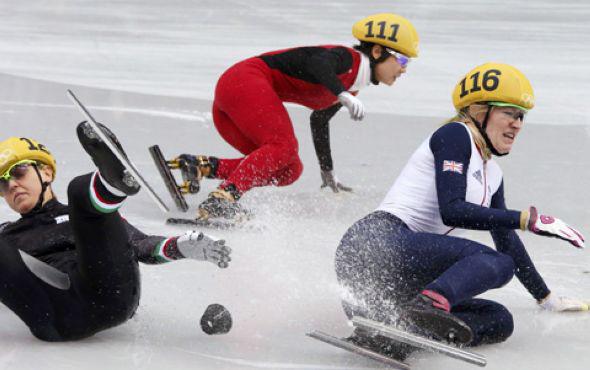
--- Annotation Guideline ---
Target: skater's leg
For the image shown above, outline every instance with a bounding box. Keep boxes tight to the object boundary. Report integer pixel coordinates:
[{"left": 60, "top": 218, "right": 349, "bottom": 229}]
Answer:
[
  {"left": 336, "top": 211, "right": 515, "bottom": 318},
  {"left": 272, "top": 158, "right": 304, "bottom": 187},
  {"left": 452, "top": 298, "right": 514, "bottom": 346},
  {"left": 72, "top": 124, "right": 143, "bottom": 327},
  {"left": 218, "top": 103, "right": 301, "bottom": 193},
  {"left": 384, "top": 227, "right": 515, "bottom": 306},
  {"left": 210, "top": 104, "right": 256, "bottom": 180},
  {"left": 336, "top": 211, "right": 409, "bottom": 321},
  {"left": 67, "top": 173, "right": 140, "bottom": 326},
  {"left": 212, "top": 104, "right": 258, "bottom": 157},
  {"left": 214, "top": 69, "right": 302, "bottom": 194},
  {"left": 414, "top": 241, "right": 515, "bottom": 307}
]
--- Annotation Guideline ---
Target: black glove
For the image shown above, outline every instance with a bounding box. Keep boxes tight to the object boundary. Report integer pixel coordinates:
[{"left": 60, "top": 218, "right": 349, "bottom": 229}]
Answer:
[{"left": 320, "top": 170, "right": 353, "bottom": 193}]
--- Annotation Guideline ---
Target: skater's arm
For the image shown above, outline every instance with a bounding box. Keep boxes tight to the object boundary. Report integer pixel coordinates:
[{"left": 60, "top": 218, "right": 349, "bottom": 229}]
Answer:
[
  {"left": 124, "top": 221, "right": 231, "bottom": 268},
  {"left": 490, "top": 187, "right": 589, "bottom": 309},
  {"left": 489, "top": 184, "right": 550, "bottom": 301},
  {"left": 310, "top": 104, "right": 353, "bottom": 192},
  {"left": 310, "top": 104, "right": 342, "bottom": 172},
  {"left": 431, "top": 123, "right": 522, "bottom": 230},
  {"left": 124, "top": 221, "right": 171, "bottom": 264}
]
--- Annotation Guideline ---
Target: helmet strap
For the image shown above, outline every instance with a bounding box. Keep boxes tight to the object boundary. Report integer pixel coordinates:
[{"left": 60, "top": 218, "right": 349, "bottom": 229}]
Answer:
[
  {"left": 368, "top": 45, "right": 391, "bottom": 85},
  {"left": 469, "top": 106, "right": 507, "bottom": 157},
  {"left": 27, "top": 165, "right": 51, "bottom": 214}
]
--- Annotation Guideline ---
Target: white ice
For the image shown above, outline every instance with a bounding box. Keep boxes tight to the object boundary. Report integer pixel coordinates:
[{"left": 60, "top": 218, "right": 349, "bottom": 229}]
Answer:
[{"left": 0, "top": 1, "right": 589, "bottom": 369}]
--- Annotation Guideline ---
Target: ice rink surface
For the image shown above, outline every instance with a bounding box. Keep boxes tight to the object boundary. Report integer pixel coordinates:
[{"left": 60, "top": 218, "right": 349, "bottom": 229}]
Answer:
[{"left": 0, "top": 1, "right": 589, "bottom": 369}]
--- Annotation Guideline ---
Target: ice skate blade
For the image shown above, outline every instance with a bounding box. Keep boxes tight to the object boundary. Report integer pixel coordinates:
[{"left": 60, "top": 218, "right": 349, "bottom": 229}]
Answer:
[
  {"left": 352, "top": 316, "right": 487, "bottom": 367},
  {"left": 307, "top": 331, "right": 410, "bottom": 370}
]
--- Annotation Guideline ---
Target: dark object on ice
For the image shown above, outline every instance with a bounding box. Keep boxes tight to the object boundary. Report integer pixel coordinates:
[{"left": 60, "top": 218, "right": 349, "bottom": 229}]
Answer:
[{"left": 200, "top": 303, "right": 232, "bottom": 335}]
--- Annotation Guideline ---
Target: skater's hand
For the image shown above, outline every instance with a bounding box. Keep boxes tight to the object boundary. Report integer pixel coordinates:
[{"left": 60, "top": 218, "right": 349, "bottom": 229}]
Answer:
[
  {"left": 526, "top": 207, "right": 585, "bottom": 248},
  {"left": 338, "top": 92, "right": 365, "bottom": 121},
  {"left": 539, "top": 293, "right": 589, "bottom": 312},
  {"left": 527, "top": 207, "right": 584, "bottom": 248},
  {"left": 320, "top": 170, "right": 353, "bottom": 193},
  {"left": 177, "top": 231, "right": 231, "bottom": 268}
]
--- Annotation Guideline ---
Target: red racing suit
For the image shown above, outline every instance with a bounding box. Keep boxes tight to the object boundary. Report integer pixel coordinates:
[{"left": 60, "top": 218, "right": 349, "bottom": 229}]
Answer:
[{"left": 211, "top": 45, "right": 362, "bottom": 194}]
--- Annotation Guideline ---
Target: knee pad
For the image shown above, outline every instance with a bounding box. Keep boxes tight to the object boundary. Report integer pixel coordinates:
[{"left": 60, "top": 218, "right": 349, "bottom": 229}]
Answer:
[{"left": 483, "top": 304, "right": 514, "bottom": 345}]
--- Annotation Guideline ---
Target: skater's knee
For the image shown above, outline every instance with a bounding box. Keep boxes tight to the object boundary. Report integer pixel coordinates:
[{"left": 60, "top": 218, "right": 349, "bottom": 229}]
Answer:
[
  {"left": 266, "top": 134, "right": 299, "bottom": 160},
  {"left": 274, "top": 158, "right": 303, "bottom": 186},
  {"left": 495, "top": 306, "right": 514, "bottom": 342},
  {"left": 67, "top": 173, "right": 93, "bottom": 203},
  {"left": 30, "top": 324, "right": 63, "bottom": 342},
  {"left": 472, "top": 305, "right": 514, "bottom": 346}
]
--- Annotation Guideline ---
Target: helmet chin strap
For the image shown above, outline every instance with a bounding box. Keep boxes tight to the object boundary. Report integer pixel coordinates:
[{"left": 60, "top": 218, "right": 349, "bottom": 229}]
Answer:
[
  {"left": 468, "top": 106, "right": 508, "bottom": 157},
  {"left": 25, "top": 165, "right": 51, "bottom": 215}
]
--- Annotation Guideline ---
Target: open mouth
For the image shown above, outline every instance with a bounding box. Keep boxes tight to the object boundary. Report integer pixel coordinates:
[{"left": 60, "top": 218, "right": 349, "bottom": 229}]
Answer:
[{"left": 503, "top": 132, "right": 515, "bottom": 140}]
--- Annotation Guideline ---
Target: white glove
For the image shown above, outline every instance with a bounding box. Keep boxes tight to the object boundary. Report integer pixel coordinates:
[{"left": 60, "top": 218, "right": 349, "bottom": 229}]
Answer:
[
  {"left": 338, "top": 92, "right": 365, "bottom": 121},
  {"left": 177, "top": 231, "right": 231, "bottom": 268},
  {"left": 320, "top": 170, "right": 353, "bottom": 193},
  {"left": 539, "top": 293, "right": 589, "bottom": 312},
  {"left": 527, "top": 207, "right": 585, "bottom": 248}
]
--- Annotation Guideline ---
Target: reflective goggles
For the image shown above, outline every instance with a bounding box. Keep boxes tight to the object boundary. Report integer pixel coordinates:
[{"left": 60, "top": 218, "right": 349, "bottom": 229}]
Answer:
[
  {"left": 385, "top": 48, "right": 410, "bottom": 68},
  {"left": 488, "top": 102, "right": 527, "bottom": 121},
  {"left": 0, "top": 160, "right": 37, "bottom": 195},
  {"left": 491, "top": 106, "right": 526, "bottom": 121}
]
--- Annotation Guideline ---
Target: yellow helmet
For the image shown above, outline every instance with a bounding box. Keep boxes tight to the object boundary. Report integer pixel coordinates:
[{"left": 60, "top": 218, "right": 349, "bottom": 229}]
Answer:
[
  {"left": 452, "top": 63, "right": 535, "bottom": 111},
  {"left": 0, "top": 137, "right": 57, "bottom": 177},
  {"left": 352, "top": 13, "right": 419, "bottom": 58}
]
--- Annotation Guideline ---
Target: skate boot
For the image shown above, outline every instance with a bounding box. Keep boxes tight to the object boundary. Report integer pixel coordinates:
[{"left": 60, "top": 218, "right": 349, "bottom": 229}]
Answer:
[
  {"left": 401, "top": 290, "right": 473, "bottom": 346},
  {"left": 169, "top": 154, "right": 218, "bottom": 194},
  {"left": 76, "top": 121, "right": 140, "bottom": 196},
  {"left": 346, "top": 327, "right": 415, "bottom": 361},
  {"left": 197, "top": 184, "right": 249, "bottom": 221}
]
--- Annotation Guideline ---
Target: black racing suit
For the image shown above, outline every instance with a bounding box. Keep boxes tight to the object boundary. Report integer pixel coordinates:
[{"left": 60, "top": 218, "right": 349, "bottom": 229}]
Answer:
[{"left": 0, "top": 173, "right": 168, "bottom": 341}]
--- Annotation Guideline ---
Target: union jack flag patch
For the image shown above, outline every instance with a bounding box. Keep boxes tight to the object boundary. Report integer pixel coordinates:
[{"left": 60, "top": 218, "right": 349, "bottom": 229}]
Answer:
[{"left": 443, "top": 160, "right": 463, "bottom": 174}]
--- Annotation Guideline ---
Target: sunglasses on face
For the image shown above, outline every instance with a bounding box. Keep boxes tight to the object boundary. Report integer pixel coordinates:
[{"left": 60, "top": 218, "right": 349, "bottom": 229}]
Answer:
[
  {"left": 0, "top": 160, "right": 36, "bottom": 196},
  {"left": 499, "top": 108, "right": 526, "bottom": 122},
  {"left": 385, "top": 48, "right": 410, "bottom": 68}
]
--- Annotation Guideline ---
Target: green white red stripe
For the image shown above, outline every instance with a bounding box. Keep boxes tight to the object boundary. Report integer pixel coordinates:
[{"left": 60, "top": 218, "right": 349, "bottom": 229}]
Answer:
[
  {"left": 89, "top": 171, "right": 124, "bottom": 213},
  {"left": 153, "top": 238, "right": 175, "bottom": 263}
]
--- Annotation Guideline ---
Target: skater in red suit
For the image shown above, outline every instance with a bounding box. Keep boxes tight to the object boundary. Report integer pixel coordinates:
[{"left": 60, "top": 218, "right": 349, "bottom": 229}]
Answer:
[{"left": 174, "top": 13, "right": 420, "bottom": 221}]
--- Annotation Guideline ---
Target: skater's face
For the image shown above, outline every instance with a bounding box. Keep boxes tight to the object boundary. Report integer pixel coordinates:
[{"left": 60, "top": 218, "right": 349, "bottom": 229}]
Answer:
[
  {"left": 1, "top": 162, "right": 54, "bottom": 214},
  {"left": 372, "top": 45, "right": 407, "bottom": 86},
  {"left": 474, "top": 106, "right": 525, "bottom": 154}
]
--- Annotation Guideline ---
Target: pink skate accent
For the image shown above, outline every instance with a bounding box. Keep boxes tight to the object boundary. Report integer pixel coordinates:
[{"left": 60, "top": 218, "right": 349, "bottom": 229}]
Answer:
[{"left": 421, "top": 289, "right": 451, "bottom": 312}]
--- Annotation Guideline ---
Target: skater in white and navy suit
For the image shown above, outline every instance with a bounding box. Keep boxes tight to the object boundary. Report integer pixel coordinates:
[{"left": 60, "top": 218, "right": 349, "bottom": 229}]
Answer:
[{"left": 336, "top": 63, "right": 587, "bottom": 353}]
